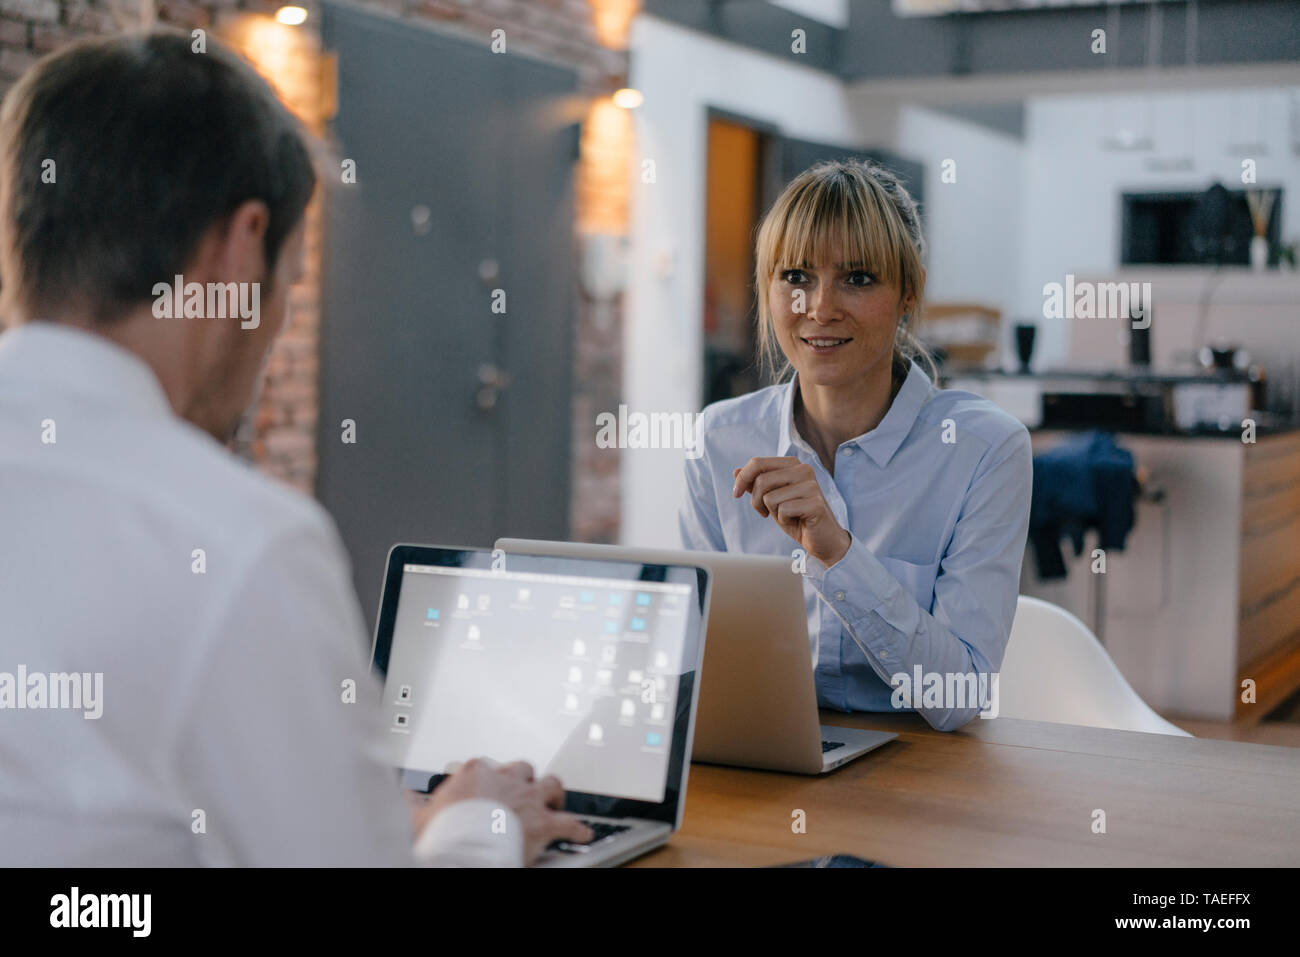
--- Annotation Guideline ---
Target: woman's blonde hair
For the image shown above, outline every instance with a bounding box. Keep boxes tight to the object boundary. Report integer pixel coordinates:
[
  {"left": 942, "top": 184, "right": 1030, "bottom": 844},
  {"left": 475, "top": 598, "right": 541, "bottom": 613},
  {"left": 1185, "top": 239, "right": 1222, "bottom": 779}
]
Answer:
[{"left": 753, "top": 159, "right": 934, "bottom": 383}]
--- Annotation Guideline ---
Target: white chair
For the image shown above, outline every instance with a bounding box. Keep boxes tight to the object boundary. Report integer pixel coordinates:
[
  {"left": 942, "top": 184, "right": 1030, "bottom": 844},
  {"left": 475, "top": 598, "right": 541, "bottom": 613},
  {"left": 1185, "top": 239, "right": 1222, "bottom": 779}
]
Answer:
[{"left": 997, "top": 596, "right": 1191, "bottom": 736}]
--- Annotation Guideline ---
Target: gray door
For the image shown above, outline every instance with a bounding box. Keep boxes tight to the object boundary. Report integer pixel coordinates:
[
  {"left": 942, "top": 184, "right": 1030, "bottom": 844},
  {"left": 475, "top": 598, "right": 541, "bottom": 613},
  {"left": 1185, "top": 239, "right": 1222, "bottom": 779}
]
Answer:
[{"left": 318, "top": 3, "right": 576, "bottom": 625}]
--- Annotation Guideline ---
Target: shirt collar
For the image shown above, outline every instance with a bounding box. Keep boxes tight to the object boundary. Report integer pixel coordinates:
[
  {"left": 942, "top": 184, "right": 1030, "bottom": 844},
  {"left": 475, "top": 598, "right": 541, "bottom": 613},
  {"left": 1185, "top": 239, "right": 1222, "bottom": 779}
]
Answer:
[
  {"left": 776, "top": 359, "right": 932, "bottom": 469},
  {"left": 0, "top": 321, "right": 174, "bottom": 419}
]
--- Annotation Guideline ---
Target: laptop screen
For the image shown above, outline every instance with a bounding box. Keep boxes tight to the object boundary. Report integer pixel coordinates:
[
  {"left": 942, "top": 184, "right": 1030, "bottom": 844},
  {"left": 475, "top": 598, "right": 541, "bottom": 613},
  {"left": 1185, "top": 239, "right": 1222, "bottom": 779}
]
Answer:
[{"left": 371, "top": 546, "right": 707, "bottom": 820}]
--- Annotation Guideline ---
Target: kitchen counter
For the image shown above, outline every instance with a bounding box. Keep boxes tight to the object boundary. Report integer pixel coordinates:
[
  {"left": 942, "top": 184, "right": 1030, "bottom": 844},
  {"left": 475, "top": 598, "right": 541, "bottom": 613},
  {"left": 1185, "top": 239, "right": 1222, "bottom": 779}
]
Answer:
[
  {"left": 1021, "top": 428, "right": 1300, "bottom": 724},
  {"left": 942, "top": 368, "right": 1297, "bottom": 439}
]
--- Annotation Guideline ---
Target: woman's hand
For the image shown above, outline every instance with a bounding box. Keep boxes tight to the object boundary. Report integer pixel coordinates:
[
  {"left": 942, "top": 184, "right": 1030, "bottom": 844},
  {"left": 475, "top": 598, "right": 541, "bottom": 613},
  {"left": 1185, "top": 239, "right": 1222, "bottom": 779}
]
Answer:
[{"left": 733, "top": 456, "right": 851, "bottom": 567}]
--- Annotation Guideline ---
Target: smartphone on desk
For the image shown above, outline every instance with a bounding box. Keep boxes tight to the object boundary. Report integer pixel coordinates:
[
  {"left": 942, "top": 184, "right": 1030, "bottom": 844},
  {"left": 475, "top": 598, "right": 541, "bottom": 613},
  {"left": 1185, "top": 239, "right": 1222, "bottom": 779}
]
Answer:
[{"left": 777, "top": 855, "right": 889, "bottom": 868}]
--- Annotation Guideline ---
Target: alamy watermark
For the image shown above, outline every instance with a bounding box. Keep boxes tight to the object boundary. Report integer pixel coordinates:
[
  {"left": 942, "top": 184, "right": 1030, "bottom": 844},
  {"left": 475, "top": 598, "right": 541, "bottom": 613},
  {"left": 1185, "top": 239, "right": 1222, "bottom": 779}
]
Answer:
[
  {"left": 890, "top": 666, "right": 999, "bottom": 719},
  {"left": 50, "top": 887, "right": 150, "bottom": 937},
  {"left": 595, "top": 406, "right": 704, "bottom": 459},
  {"left": 0, "top": 666, "right": 103, "bottom": 719},
  {"left": 1042, "top": 274, "right": 1151, "bottom": 329},
  {"left": 152, "top": 275, "right": 260, "bottom": 329}
]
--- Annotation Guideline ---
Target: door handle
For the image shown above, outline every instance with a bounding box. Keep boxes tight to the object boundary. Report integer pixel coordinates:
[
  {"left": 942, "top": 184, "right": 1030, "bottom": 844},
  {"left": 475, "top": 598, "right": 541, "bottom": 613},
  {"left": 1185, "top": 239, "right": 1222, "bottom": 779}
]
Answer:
[{"left": 476, "top": 363, "right": 511, "bottom": 411}]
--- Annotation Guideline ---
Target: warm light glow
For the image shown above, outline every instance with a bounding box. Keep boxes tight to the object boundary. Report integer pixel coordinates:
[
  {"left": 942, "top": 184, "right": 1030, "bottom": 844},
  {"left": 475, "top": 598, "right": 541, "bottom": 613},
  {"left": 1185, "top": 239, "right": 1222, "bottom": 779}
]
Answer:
[
  {"left": 612, "top": 87, "right": 643, "bottom": 110},
  {"left": 224, "top": 13, "right": 324, "bottom": 130},
  {"left": 590, "top": 0, "right": 639, "bottom": 49},
  {"left": 276, "top": 6, "right": 308, "bottom": 26},
  {"left": 578, "top": 98, "right": 633, "bottom": 234}
]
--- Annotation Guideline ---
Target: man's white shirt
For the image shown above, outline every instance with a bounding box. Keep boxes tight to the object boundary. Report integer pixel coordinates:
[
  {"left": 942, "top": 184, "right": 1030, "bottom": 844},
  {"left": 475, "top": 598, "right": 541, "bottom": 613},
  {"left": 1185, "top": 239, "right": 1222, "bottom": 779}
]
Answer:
[{"left": 0, "top": 321, "right": 521, "bottom": 866}]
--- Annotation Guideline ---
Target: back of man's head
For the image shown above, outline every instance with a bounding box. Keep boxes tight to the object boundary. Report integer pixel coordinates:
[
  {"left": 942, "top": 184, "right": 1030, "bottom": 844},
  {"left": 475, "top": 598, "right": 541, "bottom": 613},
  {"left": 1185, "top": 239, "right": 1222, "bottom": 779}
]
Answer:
[{"left": 0, "top": 28, "right": 317, "bottom": 326}]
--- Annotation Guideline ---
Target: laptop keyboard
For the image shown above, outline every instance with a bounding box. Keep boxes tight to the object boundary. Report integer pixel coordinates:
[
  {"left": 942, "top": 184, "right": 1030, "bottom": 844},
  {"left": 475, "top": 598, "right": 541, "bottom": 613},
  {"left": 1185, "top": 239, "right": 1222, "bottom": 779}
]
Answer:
[
  {"left": 821, "top": 740, "right": 845, "bottom": 753},
  {"left": 547, "top": 820, "right": 631, "bottom": 854}
]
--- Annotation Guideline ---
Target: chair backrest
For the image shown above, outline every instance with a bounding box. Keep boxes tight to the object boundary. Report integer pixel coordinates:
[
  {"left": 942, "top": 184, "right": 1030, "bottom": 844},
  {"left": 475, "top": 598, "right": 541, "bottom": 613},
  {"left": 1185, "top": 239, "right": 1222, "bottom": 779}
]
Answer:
[{"left": 998, "top": 596, "right": 1190, "bottom": 736}]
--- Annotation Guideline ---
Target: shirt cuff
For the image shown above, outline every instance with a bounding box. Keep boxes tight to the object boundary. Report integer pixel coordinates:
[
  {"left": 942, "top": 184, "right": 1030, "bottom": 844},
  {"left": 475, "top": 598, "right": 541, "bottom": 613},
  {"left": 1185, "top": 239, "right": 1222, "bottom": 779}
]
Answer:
[
  {"left": 805, "top": 534, "right": 921, "bottom": 642},
  {"left": 412, "top": 799, "right": 526, "bottom": 867}
]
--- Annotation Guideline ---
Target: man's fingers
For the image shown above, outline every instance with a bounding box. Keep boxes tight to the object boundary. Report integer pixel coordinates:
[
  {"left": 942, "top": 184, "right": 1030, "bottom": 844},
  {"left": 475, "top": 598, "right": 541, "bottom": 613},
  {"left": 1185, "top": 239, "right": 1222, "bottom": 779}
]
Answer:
[
  {"left": 459, "top": 756, "right": 501, "bottom": 773},
  {"left": 549, "top": 812, "right": 595, "bottom": 845},
  {"left": 536, "top": 775, "right": 566, "bottom": 809},
  {"left": 498, "top": 760, "right": 535, "bottom": 781}
]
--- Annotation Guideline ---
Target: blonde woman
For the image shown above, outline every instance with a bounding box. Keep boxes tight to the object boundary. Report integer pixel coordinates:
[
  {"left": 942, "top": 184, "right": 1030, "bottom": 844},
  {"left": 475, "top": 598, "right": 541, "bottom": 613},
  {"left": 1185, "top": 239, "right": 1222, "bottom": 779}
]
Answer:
[{"left": 679, "top": 160, "right": 1031, "bottom": 732}]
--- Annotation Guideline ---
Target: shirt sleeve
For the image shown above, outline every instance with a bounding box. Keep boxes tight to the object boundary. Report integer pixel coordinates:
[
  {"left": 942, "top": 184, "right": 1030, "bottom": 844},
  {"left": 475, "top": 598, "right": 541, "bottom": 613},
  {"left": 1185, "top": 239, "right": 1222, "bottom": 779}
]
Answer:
[
  {"left": 170, "top": 512, "right": 422, "bottom": 865},
  {"left": 678, "top": 429, "right": 727, "bottom": 551},
  {"left": 412, "top": 799, "right": 525, "bottom": 867},
  {"left": 804, "top": 426, "right": 1033, "bottom": 732}
]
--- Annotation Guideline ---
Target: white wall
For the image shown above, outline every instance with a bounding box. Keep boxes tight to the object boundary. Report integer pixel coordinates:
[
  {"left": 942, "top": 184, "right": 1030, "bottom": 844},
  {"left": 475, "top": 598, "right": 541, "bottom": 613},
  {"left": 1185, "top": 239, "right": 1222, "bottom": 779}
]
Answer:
[
  {"left": 894, "top": 104, "right": 1025, "bottom": 357},
  {"left": 1018, "top": 87, "right": 1300, "bottom": 366},
  {"left": 623, "top": 14, "right": 866, "bottom": 546}
]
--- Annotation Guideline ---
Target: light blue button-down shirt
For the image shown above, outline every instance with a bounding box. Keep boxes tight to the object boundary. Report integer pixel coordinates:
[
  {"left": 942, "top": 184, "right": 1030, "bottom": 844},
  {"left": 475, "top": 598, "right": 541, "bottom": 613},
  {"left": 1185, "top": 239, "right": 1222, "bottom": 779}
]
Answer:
[{"left": 679, "top": 360, "right": 1032, "bottom": 732}]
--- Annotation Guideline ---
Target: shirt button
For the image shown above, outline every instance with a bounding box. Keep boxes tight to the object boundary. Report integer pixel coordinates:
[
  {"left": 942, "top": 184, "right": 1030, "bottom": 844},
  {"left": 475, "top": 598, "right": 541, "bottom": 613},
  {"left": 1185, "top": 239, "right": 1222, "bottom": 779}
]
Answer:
[
  {"left": 834, "top": 590, "right": 846, "bottom": 601},
  {"left": 842, "top": 446, "right": 855, "bottom": 455}
]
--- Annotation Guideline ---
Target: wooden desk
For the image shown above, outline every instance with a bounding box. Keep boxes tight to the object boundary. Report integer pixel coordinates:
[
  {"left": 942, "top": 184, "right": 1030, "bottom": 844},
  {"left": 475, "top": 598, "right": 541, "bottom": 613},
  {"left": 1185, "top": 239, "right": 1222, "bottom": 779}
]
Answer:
[{"left": 631, "top": 710, "right": 1300, "bottom": 867}]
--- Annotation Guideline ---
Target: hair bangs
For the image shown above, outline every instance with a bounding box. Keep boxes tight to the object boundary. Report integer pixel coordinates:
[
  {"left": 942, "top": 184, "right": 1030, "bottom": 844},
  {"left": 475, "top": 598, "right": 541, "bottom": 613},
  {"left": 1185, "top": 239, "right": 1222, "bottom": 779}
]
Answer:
[{"left": 767, "top": 170, "right": 903, "bottom": 289}]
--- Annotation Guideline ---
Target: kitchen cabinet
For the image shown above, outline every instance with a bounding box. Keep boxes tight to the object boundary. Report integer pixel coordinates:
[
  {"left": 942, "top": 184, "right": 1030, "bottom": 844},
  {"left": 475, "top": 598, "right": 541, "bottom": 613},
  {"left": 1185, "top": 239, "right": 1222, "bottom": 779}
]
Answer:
[{"left": 1022, "top": 429, "right": 1300, "bottom": 723}]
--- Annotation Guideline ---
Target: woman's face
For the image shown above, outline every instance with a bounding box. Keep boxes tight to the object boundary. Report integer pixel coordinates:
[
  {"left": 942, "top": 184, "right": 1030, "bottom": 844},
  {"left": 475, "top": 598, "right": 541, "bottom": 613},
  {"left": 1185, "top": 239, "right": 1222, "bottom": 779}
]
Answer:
[{"left": 768, "top": 242, "right": 909, "bottom": 391}]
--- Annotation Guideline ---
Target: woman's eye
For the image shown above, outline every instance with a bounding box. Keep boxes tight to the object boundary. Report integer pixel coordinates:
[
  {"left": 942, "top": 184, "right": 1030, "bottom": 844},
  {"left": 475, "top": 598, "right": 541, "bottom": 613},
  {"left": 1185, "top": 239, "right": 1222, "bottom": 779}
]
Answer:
[
  {"left": 781, "top": 269, "right": 807, "bottom": 284},
  {"left": 845, "top": 271, "right": 874, "bottom": 287}
]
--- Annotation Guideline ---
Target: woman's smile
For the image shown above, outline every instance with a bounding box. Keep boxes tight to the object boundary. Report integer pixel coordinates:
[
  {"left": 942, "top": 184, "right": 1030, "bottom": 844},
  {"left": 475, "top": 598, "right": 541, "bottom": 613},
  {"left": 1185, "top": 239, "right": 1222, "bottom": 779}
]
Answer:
[{"left": 799, "top": 334, "right": 853, "bottom": 354}]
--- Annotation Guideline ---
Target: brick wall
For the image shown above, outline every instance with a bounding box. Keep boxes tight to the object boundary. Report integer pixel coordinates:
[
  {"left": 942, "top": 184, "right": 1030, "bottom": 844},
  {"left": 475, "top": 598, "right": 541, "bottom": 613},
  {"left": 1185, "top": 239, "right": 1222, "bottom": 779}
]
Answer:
[
  {"left": 0, "top": 0, "right": 280, "bottom": 70},
  {"left": 220, "top": 11, "right": 329, "bottom": 491},
  {"left": 0, "top": 0, "right": 634, "bottom": 540},
  {"left": 0, "top": 0, "right": 320, "bottom": 493}
]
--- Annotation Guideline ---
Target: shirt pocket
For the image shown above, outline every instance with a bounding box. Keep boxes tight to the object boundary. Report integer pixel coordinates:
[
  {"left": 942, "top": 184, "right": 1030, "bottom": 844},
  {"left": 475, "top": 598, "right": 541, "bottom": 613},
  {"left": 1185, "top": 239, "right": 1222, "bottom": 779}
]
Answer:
[{"left": 877, "top": 555, "right": 941, "bottom": 612}]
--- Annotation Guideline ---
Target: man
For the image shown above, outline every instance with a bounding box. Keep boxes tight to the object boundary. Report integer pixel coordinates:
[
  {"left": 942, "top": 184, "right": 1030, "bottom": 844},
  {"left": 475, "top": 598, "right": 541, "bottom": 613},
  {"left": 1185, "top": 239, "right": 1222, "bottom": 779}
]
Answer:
[{"left": 0, "top": 30, "right": 590, "bottom": 865}]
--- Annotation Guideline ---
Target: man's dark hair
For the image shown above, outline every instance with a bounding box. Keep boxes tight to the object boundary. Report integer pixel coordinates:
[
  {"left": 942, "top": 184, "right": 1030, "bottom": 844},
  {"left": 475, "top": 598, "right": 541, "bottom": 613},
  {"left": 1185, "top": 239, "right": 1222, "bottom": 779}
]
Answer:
[{"left": 0, "top": 29, "right": 317, "bottom": 323}]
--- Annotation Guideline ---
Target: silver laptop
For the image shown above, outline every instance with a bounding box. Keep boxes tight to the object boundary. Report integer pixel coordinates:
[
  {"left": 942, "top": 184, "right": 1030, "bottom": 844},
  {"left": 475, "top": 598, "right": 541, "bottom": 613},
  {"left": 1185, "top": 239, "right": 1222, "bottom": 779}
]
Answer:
[
  {"left": 497, "top": 539, "right": 896, "bottom": 775},
  {"left": 371, "top": 544, "right": 710, "bottom": 867}
]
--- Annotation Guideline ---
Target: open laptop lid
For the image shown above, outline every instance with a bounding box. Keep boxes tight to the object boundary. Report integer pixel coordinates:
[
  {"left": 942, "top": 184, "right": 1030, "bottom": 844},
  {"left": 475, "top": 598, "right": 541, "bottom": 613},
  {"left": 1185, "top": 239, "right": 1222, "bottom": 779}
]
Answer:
[{"left": 371, "top": 545, "right": 709, "bottom": 829}]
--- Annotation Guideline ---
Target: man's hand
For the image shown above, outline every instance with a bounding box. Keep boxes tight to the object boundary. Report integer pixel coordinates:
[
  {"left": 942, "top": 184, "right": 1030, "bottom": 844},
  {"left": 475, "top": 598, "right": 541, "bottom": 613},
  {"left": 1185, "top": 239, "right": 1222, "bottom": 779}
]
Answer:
[
  {"left": 412, "top": 758, "right": 593, "bottom": 864},
  {"left": 733, "top": 456, "right": 851, "bottom": 566}
]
